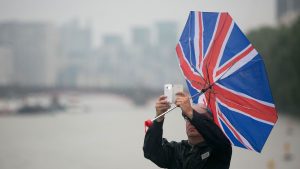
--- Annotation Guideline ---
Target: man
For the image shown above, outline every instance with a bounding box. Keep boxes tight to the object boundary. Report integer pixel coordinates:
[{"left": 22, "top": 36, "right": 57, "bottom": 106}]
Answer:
[{"left": 143, "top": 92, "right": 232, "bottom": 169}]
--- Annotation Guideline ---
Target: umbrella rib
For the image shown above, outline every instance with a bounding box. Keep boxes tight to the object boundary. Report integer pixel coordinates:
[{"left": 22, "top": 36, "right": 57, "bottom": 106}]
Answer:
[
  {"left": 206, "top": 60, "right": 259, "bottom": 112},
  {"left": 186, "top": 12, "right": 206, "bottom": 86},
  {"left": 213, "top": 89, "right": 264, "bottom": 116}
]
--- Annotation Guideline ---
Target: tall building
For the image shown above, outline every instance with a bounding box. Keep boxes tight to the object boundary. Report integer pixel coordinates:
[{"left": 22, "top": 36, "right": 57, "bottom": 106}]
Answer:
[
  {"left": 59, "top": 19, "right": 91, "bottom": 57},
  {"left": 156, "top": 21, "right": 178, "bottom": 47},
  {"left": 57, "top": 19, "right": 92, "bottom": 87},
  {"left": 153, "top": 21, "right": 182, "bottom": 88},
  {"left": 131, "top": 27, "right": 151, "bottom": 47},
  {"left": 103, "top": 34, "right": 123, "bottom": 47},
  {"left": 100, "top": 34, "right": 127, "bottom": 87},
  {"left": 277, "top": 0, "right": 300, "bottom": 25},
  {"left": 0, "top": 21, "right": 59, "bottom": 87},
  {"left": 0, "top": 47, "right": 13, "bottom": 85}
]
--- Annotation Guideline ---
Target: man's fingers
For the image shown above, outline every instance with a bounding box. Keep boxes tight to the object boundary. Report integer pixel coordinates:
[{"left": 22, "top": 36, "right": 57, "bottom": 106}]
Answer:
[
  {"left": 176, "top": 92, "right": 190, "bottom": 100},
  {"left": 156, "top": 103, "right": 169, "bottom": 108},
  {"left": 175, "top": 91, "right": 185, "bottom": 96},
  {"left": 156, "top": 102, "right": 170, "bottom": 108},
  {"left": 175, "top": 97, "right": 188, "bottom": 103},
  {"left": 175, "top": 99, "right": 181, "bottom": 106},
  {"left": 159, "top": 99, "right": 168, "bottom": 104},
  {"left": 175, "top": 98, "right": 189, "bottom": 105},
  {"left": 156, "top": 100, "right": 168, "bottom": 107},
  {"left": 157, "top": 106, "right": 170, "bottom": 111},
  {"left": 156, "top": 104, "right": 171, "bottom": 113},
  {"left": 158, "top": 95, "right": 167, "bottom": 101}
]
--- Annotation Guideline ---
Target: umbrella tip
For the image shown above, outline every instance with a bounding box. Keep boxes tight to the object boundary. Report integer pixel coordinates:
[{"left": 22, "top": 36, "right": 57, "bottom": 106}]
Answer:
[{"left": 144, "top": 119, "right": 153, "bottom": 127}]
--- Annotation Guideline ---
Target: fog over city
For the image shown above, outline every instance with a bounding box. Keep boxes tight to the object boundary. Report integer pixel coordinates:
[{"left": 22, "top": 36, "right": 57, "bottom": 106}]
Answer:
[{"left": 0, "top": 0, "right": 277, "bottom": 90}]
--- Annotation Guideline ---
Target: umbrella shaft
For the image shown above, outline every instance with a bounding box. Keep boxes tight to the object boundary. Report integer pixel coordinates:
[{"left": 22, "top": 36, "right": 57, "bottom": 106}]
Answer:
[{"left": 152, "top": 105, "right": 178, "bottom": 121}]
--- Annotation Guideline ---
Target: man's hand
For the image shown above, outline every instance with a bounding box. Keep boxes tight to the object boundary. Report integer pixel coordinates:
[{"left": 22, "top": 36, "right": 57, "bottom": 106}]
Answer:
[
  {"left": 175, "top": 92, "right": 193, "bottom": 119},
  {"left": 155, "top": 95, "right": 171, "bottom": 122}
]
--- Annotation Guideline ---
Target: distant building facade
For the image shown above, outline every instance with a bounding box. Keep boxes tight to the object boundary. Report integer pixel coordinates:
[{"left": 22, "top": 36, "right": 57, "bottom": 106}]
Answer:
[
  {"left": 132, "top": 27, "right": 151, "bottom": 47},
  {"left": 57, "top": 19, "right": 92, "bottom": 87},
  {"left": 0, "top": 19, "right": 184, "bottom": 89},
  {"left": 0, "top": 47, "right": 13, "bottom": 85},
  {"left": 0, "top": 22, "right": 59, "bottom": 87},
  {"left": 277, "top": 0, "right": 300, "bottom": 25}
]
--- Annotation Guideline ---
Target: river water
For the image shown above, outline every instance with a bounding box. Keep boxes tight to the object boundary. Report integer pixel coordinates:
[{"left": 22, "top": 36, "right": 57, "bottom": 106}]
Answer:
[{"left": 0, "top": 94, "right": 299, "bottom": 169}]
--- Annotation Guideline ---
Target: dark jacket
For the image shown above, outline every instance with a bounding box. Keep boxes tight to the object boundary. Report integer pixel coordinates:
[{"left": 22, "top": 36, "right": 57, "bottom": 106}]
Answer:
[{"left": 143, "top": 110, "right": 232, "bottom": 169}]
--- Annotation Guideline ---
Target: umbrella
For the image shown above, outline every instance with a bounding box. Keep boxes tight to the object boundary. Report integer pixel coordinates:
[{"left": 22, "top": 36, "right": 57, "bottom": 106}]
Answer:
[{"left": 175, "top": 11, "right": 278, "bottom": 152}]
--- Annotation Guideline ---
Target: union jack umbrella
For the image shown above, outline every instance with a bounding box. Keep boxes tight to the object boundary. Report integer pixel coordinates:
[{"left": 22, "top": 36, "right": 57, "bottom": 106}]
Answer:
[{"left": 176, "top": 11, "right": 278, "bottom": 152}]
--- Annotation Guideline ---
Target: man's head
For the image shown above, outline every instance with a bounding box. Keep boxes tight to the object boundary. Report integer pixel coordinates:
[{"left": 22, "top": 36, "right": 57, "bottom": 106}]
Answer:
[
  {"left": 185, "top": 103, "right": 213, "bottom": 144},
  {"left": 185, "top": 116, "right": 202, "bottom": 137}
]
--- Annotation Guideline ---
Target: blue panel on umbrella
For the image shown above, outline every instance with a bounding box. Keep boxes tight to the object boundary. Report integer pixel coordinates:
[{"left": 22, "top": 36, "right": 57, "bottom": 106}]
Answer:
[
  {"left": 218, "top": 102, "right": 273, "bottom": 152},
  {"left": 219, "top": 24, "right": 250, "bottom": 66},
  {"left": 186, "top": 79, "right": 200, "bottom": 104},
  {"left": 217, "top": 54, "right": 274, "bottom": 103},
  {"left": 220, "top": 120, "right": 247, "bottom": 149},
  {"left": 202, "top": 12, "right": 219, "bottom": 57}
]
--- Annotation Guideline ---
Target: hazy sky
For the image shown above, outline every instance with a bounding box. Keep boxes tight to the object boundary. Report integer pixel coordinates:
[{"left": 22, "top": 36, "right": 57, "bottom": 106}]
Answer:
[{"left": 0, "top": 0, "right": 276, "bottom": 45}]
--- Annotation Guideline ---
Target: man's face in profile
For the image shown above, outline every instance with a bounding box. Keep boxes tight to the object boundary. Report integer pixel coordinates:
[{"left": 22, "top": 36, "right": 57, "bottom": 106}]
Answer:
[
  {"left": 185, "top": 119, "right": 202, "bottom": 137},
  {"left": 185, "top": 103, "right": 212, "bottom": 138}
]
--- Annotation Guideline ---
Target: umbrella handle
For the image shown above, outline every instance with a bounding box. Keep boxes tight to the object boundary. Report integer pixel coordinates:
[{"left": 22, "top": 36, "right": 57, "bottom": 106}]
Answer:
[
  {"left": 144, "top": 105, "right": 178, "bottom": 132},
  {"left": 147, "top": 105, "right": 179, "bottom": 123}
]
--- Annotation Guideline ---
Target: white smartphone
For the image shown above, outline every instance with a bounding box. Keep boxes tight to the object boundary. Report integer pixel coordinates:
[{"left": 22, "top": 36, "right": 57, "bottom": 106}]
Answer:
[
  {"left": 164, "top": 84, "right": 183, "bottom": 103},
  {"left": 164, "top": 84, "right": 173, "bottom": 103}
]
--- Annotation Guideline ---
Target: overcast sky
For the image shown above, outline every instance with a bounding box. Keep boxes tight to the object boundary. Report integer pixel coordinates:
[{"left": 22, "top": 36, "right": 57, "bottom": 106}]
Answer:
[{"left": 0, "top": 0, "right": 277, "bottom": 45}]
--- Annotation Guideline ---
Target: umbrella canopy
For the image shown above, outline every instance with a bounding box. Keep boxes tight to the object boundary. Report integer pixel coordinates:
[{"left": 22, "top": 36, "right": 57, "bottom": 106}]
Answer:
[{"left": 176, "top": 11, "right": 278, "bottom": 152}]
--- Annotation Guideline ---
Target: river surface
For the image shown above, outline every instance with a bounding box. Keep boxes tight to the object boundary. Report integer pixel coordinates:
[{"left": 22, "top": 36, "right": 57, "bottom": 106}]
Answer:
[{"left": 0, "top": 94, "right": 299, "bottom": 169}]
